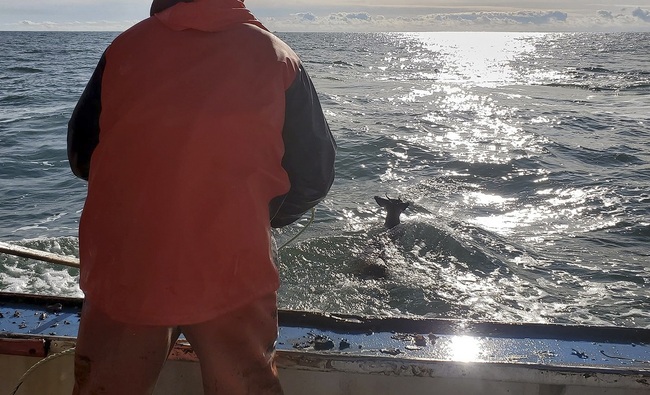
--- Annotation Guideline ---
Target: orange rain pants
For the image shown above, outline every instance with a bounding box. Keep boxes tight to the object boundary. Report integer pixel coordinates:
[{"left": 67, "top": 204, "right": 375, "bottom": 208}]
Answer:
[{"left": 73, "top": 292, "right": 282, "bottom": 395}]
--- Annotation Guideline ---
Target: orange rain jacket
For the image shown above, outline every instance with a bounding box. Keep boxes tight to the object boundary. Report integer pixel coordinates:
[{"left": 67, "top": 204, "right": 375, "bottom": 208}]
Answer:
[{"left": 67, "top": 0, "right": 336, "bottom": 325}]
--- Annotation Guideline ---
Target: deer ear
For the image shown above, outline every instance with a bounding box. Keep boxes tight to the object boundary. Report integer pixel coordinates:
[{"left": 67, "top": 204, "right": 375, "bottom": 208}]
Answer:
[{"left": 374, "top": 196, "right": 388, "bottom": 207}]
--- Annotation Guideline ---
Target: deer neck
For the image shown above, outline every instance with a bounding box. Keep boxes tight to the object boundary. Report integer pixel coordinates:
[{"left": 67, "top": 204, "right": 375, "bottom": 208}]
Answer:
[{"left": 384, "top": 213, "right": 401, "bottom": 229}]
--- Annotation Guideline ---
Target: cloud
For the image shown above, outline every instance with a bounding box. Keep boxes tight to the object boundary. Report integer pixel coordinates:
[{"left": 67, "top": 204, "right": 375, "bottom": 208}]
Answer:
[
  {"left": 284, "top": 11, "right": 375, "bottom": 27},
  {"left": 632, "top": 7, "right": 650, "bottom": 22},
  {"left": 263, "top": 10, "right": 573, "bottom": 32},
  {"left": 427, "top": 11, "right": 567, "bottom": 25},
  {"left": 13, "top": 19, "right": 135, "bottom": 31},
  {"left": 293, "top": 12, "right": 317, "bottom": 22},
  {"left": 574, "top": 8, "right": 650, "bottom": 31},
  {"left": 328, "top": 12, "right": 373, "bottom": 23},
  {"left": 597, "top": 10, "right": 614, "bottom": 19},
  {"left": 259, "top": 7, "right": 650, "bottom": 32}
]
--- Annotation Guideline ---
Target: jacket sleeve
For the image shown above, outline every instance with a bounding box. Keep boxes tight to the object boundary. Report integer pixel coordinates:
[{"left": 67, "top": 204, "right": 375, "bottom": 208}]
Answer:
[
  {"left": 270, "top": 66, "right": 336, "bottom": 228},
  {"left": 67, "top": 53, "right": 106, "bottom": 181}
]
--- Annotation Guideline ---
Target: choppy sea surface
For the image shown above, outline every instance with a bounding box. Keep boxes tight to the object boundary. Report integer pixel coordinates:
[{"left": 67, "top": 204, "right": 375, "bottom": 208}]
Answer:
[{"left": 0, "top": 31, "right": 648, "bottom": 328}]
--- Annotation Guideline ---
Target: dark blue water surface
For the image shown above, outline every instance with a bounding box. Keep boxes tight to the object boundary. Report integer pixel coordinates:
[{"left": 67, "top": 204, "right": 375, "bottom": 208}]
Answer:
[{"left": 1, "top": 31, "right": 648, "bottom": 328}]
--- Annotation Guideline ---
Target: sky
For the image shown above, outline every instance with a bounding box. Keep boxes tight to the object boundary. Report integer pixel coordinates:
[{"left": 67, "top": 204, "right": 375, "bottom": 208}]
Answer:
[{"left": 1, "top": 0, "right": 650, "bottom": 32}]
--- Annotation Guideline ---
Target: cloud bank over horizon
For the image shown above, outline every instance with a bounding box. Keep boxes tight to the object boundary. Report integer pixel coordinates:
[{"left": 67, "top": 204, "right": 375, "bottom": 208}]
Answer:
[
  {"left": 264, "top": 7, "right": 650, "bottom": 32},
  {"left": 3, "top": 6, "right": 650, "bottom": 32}
]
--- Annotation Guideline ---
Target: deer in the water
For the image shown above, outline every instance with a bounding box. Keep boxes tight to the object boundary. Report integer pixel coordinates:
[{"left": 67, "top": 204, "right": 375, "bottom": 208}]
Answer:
[
  {"left": 357, "top": 195, "right": 410, "bottom": 278},
  {"left": 374, "top": 195, "right": 410, "bottom": 229}
]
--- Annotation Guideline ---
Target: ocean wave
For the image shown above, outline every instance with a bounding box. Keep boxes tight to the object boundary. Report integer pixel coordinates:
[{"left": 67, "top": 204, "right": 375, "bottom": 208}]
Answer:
[
  {"left": 0, "top": 94, "right": 32, "bottom": 105},
  {"left": 0, "top": 237, "right": 80, "bottom": 297},
  {"left": 332, "top": 60, "right": 363, "bottom": 67},
  {"left": 553, "top": 66, "right": 650, "bottom": 92},
  {"left": 443, "top": 160, "right": 518, "bottom": 178},
  {"left": 624, "top": 83, "right": 650, "bottom": 91},
  {"left": 304, "top": 59, "right": 363, "bottom": 68},
  {"left": 543, "top": 82, "right": 619, "bottom": 92},
  {"left": 278, "top": 218, "right": 524, "bottom": 319},
  {"left": 323, "top": 76, "right": 344, "bottom": 82},
  {"left": 570, "top": 146, "right": 645, "bottom": 166},
  {"left": 616, "top": 222, "right": 650, "bottom": 240},
  {"left": 575, "top": 66, "right": 612, "bottom": 73},
  {"left": 7, "top": 66, "right": 43, "bottom": 74}
]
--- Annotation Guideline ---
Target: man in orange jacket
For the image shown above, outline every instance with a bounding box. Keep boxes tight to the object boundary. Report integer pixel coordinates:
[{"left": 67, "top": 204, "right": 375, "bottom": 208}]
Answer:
[{"left": 67, "top": 0, "right": 336, "bottom": 393}]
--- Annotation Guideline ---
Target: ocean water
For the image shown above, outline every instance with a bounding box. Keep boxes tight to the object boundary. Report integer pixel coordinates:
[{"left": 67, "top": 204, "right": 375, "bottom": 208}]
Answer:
[{"left": 0, "top": 31, "right": 648, "bottom": 328}]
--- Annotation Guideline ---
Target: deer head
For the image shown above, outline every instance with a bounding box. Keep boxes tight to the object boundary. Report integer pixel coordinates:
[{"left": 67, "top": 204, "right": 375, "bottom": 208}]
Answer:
[{"left": 374, "top": 195, "right": 410, "bottom": 229}]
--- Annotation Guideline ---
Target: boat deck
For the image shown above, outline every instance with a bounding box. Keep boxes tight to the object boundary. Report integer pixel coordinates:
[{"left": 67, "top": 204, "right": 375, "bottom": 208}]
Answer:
[
  {"left": 1, "top": 292, "right": 649, "bottom": 394},
  {"left": 2, "top": 292, "right": 649, "bottom": 370}
]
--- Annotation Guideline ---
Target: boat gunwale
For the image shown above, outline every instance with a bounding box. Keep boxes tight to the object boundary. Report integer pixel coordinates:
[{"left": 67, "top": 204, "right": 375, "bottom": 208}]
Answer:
[
  {"left": 2, "top": 291, "right": 650, "bottom": 391},
  {"left": 3, "top": 291, "right": 649, "bottom": 344},
  {"left": 1, "top": 331, "right": 649, "bottom": 390}
]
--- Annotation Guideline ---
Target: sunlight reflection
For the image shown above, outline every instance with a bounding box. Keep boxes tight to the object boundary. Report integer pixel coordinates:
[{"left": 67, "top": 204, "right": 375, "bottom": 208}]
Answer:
[
  {"left": 448, "top": 335, "right": 483, "bottom": 362},
  {"left": 472, "top": 207, "right": 548, "bottom": 236},
  {"left": 391, "top": 32, "right": 554, "bottom": 167},
  {"left": 464, "top": 192, "right": 514, "bottom": 207},
  {"left": 414, "top": 32, "right": 541, "bottom": 87}
]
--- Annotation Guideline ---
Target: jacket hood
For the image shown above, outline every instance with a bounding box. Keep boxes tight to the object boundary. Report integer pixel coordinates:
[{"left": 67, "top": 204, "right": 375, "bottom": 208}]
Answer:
[{"left": 154, "top": 0, "right": 267, "bottom": 32}]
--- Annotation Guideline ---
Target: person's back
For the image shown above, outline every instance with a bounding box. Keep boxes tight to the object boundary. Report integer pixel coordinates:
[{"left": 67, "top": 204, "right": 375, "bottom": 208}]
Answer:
[
  {"left": 79, "top": 0, "right": 302, "bottom": 325},
  {"left": 68, "top": 1, "right": 336, "bottom": 393}
]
